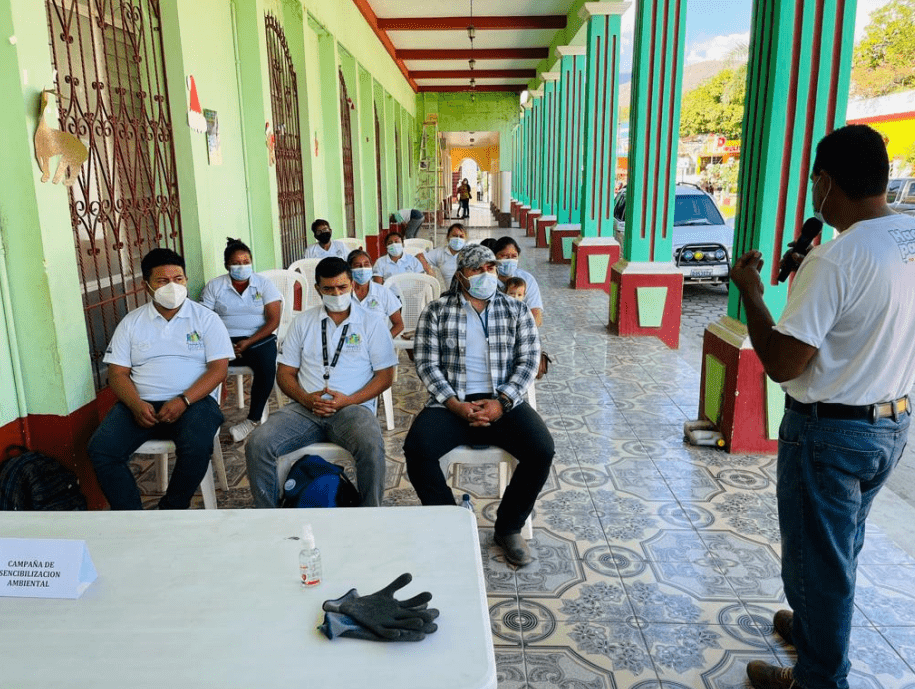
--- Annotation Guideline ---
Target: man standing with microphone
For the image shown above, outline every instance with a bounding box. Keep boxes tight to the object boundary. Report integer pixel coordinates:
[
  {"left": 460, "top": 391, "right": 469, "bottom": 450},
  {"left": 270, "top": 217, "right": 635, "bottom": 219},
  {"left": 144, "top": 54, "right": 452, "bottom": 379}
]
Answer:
[{"left": 731, "top": 124, "right": 915, "bottom": 689}]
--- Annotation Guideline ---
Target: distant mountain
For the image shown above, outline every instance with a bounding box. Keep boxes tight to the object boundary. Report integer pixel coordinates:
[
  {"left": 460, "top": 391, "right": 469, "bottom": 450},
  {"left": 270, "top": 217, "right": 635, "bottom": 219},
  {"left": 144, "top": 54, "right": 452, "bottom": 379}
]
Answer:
[{"left": 618, "top": 60, "right": 730, "bottom": 108}]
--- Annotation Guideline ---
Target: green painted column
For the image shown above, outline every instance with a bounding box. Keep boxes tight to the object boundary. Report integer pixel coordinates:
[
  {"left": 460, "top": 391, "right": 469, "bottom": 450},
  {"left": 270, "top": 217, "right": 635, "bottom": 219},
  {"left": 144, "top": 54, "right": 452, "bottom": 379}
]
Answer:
[
  {"left": 700, "top": 0, "right": 860, "bottom": 453},
  {"left": 539, "top": 73, "right": 561, "bottom": 218},
  {"left": 528, "top": 89, "right": 544, "bottom": 211},
  {"left": 511, "top": 123, "right": 520, "bottom": 202},
  {"left": 579, "top": 3, "right": 629, "bottom": 238},
  {"left": 519, "top": 102, "right": 532, "bottom": 206},
  {"left": 555, "top": 46, "right": 587, "bottom": 226},
  {"left": 622, "top": 0, "right": 686, "bottom": 260}
]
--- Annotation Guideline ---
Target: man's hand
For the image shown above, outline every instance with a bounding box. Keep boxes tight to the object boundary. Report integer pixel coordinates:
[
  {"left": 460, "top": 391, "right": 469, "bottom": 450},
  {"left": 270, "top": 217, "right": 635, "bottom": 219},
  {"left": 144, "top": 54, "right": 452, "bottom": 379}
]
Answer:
[
  {"left": 468, "top": 399, "right": 503, "bottom": 427},
  {"left": 130, "top": 400, "right": 158, "bottom": 429},
  {"left": 731, "top": 251, "right": 765, "bottom": 298},
  {"left": 156, "top": 397, "right": 187, "bottom": 424},
  {"left": 233, "top": 339, "right": 251, "bottom": 358},
  {"left": 301, "top": 390, "right": 333, "bottom": 416},
  {"left": 445, "top": 399, "right": 478, "bottom": 424},
  {"left": 317, "top": 389, "right": 352, "bottom": 415},
  {"left": 778, "top": 240, "right": 812, "bottom": 279}
]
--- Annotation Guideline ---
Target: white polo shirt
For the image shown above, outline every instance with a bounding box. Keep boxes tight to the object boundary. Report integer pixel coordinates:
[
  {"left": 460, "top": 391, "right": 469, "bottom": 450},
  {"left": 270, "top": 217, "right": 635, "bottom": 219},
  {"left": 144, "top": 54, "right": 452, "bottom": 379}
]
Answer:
[
  {"left": 498, "top": 267, "right": 543, "bottom": 311},
  {"left": 278, "top": 301, "right": 397, "bottom": 413},
  {"left": 354, "top": 281, "right": 401, "bottom": 321},
  {"left": 304, "top": 240, "right": 348, "bottom": 260},
  {"left": 423, "top": 246, "right": 459, "bottom": 286},
  {"left": 775, "top": 214, "right": 915, "bottom": 405},
  {"left": 103, "top": 300, "right": 234, "bottom": 402},
  {"left": 199, "top": 272, "right": 283, "bottom": 337},
  {"left": 373, "top": 253, "right": 425, "bottom": 281},
  {"left": 461, "top": 295, "right": 493, "bottom": 396}
]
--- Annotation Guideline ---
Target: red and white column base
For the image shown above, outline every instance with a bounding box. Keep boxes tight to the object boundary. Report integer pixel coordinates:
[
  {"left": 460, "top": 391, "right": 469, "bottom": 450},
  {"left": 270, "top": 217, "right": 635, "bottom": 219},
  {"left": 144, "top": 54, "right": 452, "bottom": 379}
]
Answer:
[
  {"left": 571, "top": 237, "right": 620, "bottom": 291},
  {"left": 699, "top": 316, "right": 780, "bottom": 454},
  {"left": 608, "top": 260, "right": 683, "bottom": 349}
]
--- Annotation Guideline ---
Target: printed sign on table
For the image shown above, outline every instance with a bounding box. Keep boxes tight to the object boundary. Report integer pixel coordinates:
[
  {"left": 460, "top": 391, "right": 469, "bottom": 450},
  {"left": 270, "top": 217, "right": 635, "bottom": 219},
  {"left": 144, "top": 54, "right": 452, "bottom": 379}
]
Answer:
[{"left": 0, "top": 538, "right": 97, "bottom": 599}]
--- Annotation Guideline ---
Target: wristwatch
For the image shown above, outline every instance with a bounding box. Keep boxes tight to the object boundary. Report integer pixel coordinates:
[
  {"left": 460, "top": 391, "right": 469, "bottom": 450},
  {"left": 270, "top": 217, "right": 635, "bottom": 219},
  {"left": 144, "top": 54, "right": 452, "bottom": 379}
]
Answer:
[{"left": 497, "top": 393, "right": 513, "bottom": 414}]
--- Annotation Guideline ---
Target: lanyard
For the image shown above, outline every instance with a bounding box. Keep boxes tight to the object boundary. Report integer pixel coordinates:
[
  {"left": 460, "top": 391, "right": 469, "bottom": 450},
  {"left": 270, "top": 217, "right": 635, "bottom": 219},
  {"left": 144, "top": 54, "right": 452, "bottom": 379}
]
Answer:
[{"left": 321, "top": 319, "right": 350, "bottom": 383}]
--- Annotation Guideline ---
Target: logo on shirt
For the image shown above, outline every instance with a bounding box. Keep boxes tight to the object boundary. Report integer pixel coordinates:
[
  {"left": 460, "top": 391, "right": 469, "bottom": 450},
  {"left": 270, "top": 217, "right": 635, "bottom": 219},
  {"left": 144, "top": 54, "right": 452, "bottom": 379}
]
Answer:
[
  {"left": 344, "top": 332, "right": 362, "bottom": 351},
  {"left": 368, "top": 298, "right": 380, "bottom": 309},
  {"left": 186, "top": 331, "right": 204, "bottom": 350},
  {"left": 888, "top": 228, "right": 915, "bottom": 263},
  {"left": 253, "top": 290, "right": 263, "bottom": 301}
]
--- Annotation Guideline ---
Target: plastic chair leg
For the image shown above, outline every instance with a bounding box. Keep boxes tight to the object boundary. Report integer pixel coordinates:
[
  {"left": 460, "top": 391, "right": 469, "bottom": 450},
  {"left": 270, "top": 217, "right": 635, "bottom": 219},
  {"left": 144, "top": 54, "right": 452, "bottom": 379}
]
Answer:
[
  {"left": 211, "top": 435, "right": 229, "bottom": 492},
  {"left": 235, "top": 374, "right": 245, "bottom": 409},
  {"left": 200, "top": 463, "right": 217, "bottom": 509},
  {"left": 156, "top": 453, "right": 169, "bottom": 493},
  {"left": 381, "top": 388, "right": 395, "bottom": 431}
]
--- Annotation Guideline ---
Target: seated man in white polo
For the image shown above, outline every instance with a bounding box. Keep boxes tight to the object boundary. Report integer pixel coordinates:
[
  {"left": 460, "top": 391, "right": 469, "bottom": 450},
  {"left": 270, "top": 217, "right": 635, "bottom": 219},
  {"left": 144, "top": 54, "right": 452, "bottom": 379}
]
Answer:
[
  {"left": 303, "top": 218, "right": 348, "bottom": 259},
  {"left": 245, "top": 257, "right": 397, "bottom": 507},
  {"left": 88, "top": 248, "right": 234, "bottom": 509}
]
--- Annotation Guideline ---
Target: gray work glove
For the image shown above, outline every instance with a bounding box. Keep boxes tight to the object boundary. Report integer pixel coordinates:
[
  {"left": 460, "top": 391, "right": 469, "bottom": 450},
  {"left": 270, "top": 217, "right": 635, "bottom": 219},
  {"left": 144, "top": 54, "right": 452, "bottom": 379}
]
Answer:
[{"left": 320, "top": 573, "right": 439, "bottom": 641}]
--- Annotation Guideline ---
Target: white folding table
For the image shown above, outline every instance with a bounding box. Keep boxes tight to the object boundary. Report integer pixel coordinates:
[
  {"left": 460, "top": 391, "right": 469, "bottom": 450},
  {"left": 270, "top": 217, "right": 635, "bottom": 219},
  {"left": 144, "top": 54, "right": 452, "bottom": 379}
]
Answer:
[{"left": 0, "top": 507, "right": 496, "bottom": 689}]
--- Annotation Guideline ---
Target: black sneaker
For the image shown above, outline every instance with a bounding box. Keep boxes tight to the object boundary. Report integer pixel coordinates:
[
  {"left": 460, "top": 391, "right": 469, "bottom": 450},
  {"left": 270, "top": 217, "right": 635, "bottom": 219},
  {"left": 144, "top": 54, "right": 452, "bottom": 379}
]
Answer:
[{"left": 493, "top": 531, "right": 533, "bottom": 567}]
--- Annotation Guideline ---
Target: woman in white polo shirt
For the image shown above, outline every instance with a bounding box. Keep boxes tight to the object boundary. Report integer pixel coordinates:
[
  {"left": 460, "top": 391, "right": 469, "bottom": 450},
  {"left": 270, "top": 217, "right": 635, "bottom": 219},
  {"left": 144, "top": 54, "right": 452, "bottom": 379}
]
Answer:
[
  {"left": 419, "top": 222, "right": 465, "bottom": 288},
  {"left": 372, "top": 231, "right": 432, "bottom": 284},
  {"left": 201, "top": 238, "right": 283, "bottom": 442},
  {"left": 347, "top": 250, "right": 404, "bottom": 338}
]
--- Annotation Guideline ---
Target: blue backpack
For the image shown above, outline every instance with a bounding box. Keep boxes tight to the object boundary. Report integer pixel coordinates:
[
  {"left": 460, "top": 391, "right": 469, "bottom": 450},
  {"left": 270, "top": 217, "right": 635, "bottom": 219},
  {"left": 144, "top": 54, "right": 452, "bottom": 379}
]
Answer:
[{"left": 280, "top": 454, "right": 360, "bottom": 508}]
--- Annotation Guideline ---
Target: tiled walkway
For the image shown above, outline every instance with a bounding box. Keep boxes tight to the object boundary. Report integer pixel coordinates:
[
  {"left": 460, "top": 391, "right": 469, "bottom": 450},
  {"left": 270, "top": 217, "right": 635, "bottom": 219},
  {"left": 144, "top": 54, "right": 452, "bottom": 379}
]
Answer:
[{"left": 135, "top": 205, "right": 915, "bottom": 689}]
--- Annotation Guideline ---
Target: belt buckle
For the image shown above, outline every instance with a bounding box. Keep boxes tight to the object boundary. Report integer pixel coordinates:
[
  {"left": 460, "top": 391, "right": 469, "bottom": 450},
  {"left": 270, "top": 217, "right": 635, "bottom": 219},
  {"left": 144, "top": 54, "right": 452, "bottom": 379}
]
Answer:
[{"left": 870, "top": 404, "right": 878, "bottom": 424}]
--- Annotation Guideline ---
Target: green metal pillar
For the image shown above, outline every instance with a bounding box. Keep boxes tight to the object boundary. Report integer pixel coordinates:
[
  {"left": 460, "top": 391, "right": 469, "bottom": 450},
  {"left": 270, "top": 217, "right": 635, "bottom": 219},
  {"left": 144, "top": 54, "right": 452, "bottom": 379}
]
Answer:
[
  {"left": 555, "top": 46, "right": 586, "bottom": 226},
  {"left": 579, "top": 3, "right": 629, "bottom": 238},
  {"left": 607, "top": 0, "right": 686, "bottom": 348},
  {"left": 539, "top": 73, "right": 561, "bottom": 218},
  {"left": 700, "top": 0, "right": 859, "bottom": 453}
]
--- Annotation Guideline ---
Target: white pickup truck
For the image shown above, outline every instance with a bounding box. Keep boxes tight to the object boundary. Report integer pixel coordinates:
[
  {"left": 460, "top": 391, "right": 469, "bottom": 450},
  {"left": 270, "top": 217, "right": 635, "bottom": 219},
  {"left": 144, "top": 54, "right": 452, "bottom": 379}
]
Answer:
[{"left": 613, "top": 184, "right": 733, "bottom": 285}]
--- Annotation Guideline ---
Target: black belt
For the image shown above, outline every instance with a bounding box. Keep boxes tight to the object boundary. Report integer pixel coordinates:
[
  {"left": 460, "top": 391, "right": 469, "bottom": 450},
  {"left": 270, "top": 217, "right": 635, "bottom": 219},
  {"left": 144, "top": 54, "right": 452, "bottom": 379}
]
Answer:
[{"left": 786, "top": 395, "right": 910, "bottom": 423}]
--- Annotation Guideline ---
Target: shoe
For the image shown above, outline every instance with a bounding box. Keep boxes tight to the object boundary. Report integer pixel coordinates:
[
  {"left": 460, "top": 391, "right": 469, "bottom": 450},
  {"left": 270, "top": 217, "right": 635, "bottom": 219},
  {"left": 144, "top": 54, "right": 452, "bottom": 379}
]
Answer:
[
  {"left": 230, "top": 419, "right": 258, "bottom": 442},
  {"left": 747, "top": 661, "right": 802, "bottom": 689},
  {"left": 773, "top": 609, "right": 794, "bottom": 646},
  {"left": 493, "top": 531, "right": 533, "bottom": 567}
]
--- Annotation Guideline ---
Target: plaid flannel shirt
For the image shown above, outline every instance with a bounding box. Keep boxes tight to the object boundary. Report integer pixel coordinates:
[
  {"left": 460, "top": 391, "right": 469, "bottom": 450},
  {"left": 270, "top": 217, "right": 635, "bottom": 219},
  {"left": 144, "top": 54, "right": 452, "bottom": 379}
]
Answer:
[{"left": 414, "top": 289, "right": 541, "bottom": 408}]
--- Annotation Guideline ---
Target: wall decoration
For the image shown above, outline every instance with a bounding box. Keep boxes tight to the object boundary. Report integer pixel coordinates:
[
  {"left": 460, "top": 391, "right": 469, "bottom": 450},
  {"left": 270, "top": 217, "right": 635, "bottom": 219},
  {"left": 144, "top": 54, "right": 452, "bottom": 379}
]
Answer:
[
  {"left": 34, "top": 89, "right": 88, "bottom": 187},
  {"left": 265, "top": 121, "right": 275, "bottom": 166},
  {"left": 186, "top": 75, "right": 206, "bottom": 133},
  {"left": 204, "top": 109, "right": 221, "bottom": 165}
]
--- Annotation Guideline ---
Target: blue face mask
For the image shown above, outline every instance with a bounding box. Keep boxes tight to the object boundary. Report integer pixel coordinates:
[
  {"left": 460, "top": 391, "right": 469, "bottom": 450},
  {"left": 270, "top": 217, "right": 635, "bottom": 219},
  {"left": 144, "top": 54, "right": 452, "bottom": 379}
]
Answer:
[
  {"left": 497, "top": 259, "right": 518, "bottom": 277},
  {"left": 387, "top": 242, "right": 404, "bottom": 258},
  {"left": 464, "top": 271, "right": 498, "bottom": 300},
  {"left": 351, "top": 267, "right": 373, "bottom": 285},
  {"left": 229, "top": 264, "right": 253, "bottom": 281},
  {"left": 448, "top": 237, "right": 466, "bottom": 252}
]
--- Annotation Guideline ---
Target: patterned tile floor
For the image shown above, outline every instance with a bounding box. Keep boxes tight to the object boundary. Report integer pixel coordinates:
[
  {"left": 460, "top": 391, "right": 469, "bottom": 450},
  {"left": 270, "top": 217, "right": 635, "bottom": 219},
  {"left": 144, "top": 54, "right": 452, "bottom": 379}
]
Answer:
[{"left": 134, "top": 204, "right": 915, "bottom": 688}]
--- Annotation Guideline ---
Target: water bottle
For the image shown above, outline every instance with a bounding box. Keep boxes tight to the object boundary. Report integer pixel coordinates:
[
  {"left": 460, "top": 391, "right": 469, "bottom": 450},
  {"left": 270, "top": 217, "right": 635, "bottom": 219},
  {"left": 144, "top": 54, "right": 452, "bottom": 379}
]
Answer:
[{"left": 461, "top": 493, "right": 474, "bottom": 512}]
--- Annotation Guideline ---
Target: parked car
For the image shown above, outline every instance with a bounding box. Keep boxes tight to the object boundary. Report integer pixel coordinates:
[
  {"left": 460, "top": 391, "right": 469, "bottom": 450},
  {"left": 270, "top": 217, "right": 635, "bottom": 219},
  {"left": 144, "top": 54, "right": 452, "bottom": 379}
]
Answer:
[
  {"left": 887, "top": 177, "right": 915, "bottom": 217},
  {"left": 612, "top": 184, "right": 733, "bottom": 285}
]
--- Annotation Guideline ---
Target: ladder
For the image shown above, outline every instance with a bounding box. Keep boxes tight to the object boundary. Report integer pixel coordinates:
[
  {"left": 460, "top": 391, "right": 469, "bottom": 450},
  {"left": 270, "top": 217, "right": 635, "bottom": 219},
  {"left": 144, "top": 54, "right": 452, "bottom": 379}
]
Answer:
[{"left": 416, "top": 115, "right": 445, "bottom": 237}]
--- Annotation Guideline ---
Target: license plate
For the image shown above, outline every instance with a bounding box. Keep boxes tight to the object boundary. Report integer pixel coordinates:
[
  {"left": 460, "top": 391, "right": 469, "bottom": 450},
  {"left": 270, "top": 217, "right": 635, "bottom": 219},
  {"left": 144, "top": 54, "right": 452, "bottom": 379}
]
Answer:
[{"left": 690, "top": 269, "right": 713, "bottom": 277}]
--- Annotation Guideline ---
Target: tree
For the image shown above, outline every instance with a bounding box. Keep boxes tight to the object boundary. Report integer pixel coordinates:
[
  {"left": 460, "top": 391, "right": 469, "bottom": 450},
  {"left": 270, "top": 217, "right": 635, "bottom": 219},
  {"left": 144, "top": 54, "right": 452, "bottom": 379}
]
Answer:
[
  {"left": 679, "top": 65, "right": 747, "bottom": 139},
  {"left": 701, "top": 160, "right": 740, "bottom": 194},
  {"left": 852, "top": 0, "right": 915, "bottom": 97}
]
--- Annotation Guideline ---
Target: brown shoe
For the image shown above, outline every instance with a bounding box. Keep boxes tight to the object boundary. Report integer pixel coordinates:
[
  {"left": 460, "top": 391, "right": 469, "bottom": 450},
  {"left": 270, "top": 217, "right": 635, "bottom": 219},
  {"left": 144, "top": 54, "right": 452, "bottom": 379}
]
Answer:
[
  {"left": 747, "top": 661, "right": 802, "bottom": 689},
  {"left": 773, "top": 609, "right": 794, "bottom": 646},
  {"left": 493, "top": 531, "right": 533, "bottom": 567}
]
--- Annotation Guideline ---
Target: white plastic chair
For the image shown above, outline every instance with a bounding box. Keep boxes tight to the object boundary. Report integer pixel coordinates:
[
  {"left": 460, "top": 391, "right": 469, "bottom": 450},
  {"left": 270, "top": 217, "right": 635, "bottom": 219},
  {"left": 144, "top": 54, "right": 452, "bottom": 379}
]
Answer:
[
  {"left": 260, "top": 269, "right": 311, "bottom": 346},
  {"left": 404, "top": 238, "right": 433, "bottom": 256},
  {"left": 386, "top": 273, "right": 442, "bottom": 352},
  {"left": 226, "top": 365, "right": 283, "bottom": 423},
  {"left": 438, "top": 446, "right": 533, "bottom": 540},
  {"left": 276, "top": 442, "right": 357, "bottom": 500},
  {"left": 338, "top": 237, "right": 363, "bottom": 254},
  {"left": 132, "top": 432, "right": 227, "bottom": 509},
  {"left": 286, "top": 259, "right": 323, "bottom": 313}
]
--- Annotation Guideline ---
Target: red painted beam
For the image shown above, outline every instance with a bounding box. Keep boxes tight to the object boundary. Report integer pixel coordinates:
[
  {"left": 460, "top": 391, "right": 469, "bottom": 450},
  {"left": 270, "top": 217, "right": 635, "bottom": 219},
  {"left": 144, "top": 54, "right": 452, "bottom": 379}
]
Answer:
[
  {"left": 411, "top": 69, "right": 536, "bottom": 79},
  {"left": 398, "top": 48, "right": 550, "bottom": 60},
  {"left": 417, "top": 84, "right": 527, "bottom": 93},
  {"left": 379, "top": 15, "right": 567, "bottom": 30},
  {"left": 351, "top": 0, "right": 418, "bottom": 92}
]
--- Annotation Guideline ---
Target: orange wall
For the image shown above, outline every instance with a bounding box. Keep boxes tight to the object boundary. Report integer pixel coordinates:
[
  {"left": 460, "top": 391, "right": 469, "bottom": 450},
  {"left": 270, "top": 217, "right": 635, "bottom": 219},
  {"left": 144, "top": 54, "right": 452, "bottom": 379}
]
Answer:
[{"left": 450, "top": 146, "right": 500, "bottom": 174}]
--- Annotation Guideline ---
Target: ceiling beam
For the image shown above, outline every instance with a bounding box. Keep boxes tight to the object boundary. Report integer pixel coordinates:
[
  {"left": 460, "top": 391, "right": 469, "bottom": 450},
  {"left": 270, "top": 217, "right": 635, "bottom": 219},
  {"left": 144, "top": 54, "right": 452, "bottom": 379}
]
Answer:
[
  {"left": 398, "top": 48, "right": 550, "bottom": 60},
  {"left": 417, "top": 85, "right": 526, "bottom": 93},
  {"left": 411, "top": 69, "right": 536, "bottom": 79},
  {"left": 378, "top": 15, "right": 567, "bottom": 31},
  {"left": 350, "top": 0, "right": 418, "bottom": 91}
]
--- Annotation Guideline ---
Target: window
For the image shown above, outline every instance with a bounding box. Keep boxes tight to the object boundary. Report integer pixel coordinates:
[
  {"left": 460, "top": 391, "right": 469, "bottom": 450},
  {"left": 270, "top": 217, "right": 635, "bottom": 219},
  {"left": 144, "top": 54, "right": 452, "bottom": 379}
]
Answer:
[{"left": 673, "top": 195, "right": 726, "bottom": 226}]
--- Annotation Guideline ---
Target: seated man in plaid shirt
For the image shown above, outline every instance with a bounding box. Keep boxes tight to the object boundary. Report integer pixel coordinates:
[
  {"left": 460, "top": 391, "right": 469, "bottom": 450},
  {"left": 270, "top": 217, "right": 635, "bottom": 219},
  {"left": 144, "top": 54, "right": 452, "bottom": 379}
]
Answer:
[{"left": 404, "top": 244, "right": 554, "bottom": 567}]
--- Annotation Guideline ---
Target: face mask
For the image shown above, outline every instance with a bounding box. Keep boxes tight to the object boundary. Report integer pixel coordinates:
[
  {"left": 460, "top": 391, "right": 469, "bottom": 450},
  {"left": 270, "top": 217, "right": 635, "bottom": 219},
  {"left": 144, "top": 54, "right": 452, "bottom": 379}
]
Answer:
[
  {"left": 387, "top": 243, "right": 404, "bottom": 258},
  {"left": 150, "top": 281, "right": 187, "bottom": 310},
  {"left": 497, "top": 259, "right": 519, "bottom": 277},
  {"left": 448, "top": 237, "right": 466, "bottom": 252},
  {"left": 315, "top": 231, "right": 332, "bottom": 246},
  {"left": 812, "top": 178, "right": 831, "bottom": 224},
  {"left": 463, "top": 271, "right": 498, "bottom": 300},
  {"left": 322, "top": 292, "right": 352, "bottom": 312},
  {"left": 229, "top": 264, "right": 253, "bottom": 281},
  {"left": 351, "top": 267, "right": 373, "bottom": 285}
]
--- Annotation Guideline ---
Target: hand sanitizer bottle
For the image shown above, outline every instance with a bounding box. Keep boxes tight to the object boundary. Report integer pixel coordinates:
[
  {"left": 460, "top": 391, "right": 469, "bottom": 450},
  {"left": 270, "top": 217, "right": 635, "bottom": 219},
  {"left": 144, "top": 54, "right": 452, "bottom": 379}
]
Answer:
[{"left": 299, "top": 524, "right": 322, "bottom": 587}]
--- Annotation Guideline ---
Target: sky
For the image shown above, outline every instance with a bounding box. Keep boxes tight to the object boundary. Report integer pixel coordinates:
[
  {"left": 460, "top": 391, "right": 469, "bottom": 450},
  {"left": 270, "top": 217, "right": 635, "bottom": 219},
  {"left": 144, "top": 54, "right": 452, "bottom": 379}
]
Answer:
[{"left": 616, "top": 0, "right": 894, "bottom": 73}]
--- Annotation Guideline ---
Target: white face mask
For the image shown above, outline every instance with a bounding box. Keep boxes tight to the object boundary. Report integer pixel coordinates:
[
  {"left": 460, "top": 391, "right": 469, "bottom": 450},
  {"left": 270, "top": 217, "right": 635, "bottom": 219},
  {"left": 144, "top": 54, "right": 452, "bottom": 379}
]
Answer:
[
  {"left": 463, "top": 271, "right": 498, "bottom": 300},
  {"left": 351, "top": 267, "right": 373, "bottom": 285},
  {"left": 322, "top": 292, "right": 352, "bottom": 312},
  {"left": 813, "top": 177, "right": 831, "bottom": 224},
  {"left": 497, "top": 259, "right": 519, "bottom": 277},
  {"left": 229, "top": 264, "right": 253, "bottom": 281},
  {"left": 448, "top": 237, "right": 466, "bottom": 252},
  {"left": 150, "top": 281, "right": 187, "bottom": 310},
  {"left": 387, "top": 242, "right": 404, "bottom": 258}
]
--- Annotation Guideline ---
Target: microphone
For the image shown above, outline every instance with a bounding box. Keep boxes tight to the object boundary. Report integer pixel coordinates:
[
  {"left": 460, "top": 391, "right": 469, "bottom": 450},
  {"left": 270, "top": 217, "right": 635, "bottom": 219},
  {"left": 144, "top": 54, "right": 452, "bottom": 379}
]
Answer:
[{"left": 778, "top": 217, "right": 823, "bottom": 282}]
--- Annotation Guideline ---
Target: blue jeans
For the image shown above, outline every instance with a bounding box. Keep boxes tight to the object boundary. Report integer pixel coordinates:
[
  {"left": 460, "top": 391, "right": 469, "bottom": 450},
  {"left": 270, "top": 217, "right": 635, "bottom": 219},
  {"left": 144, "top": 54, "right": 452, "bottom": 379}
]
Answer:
[
  {"left": 777, "top": 406, "right": 909, "bottom": 689},
  {"left": 88, "top": 398, "right": 224, "bottom": 510},
  {"left": 404, "top": 209, "right": 424, "bottom": 239},
  {"left": 244, "top": 402, "right": 385, "bottom": 508}
]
